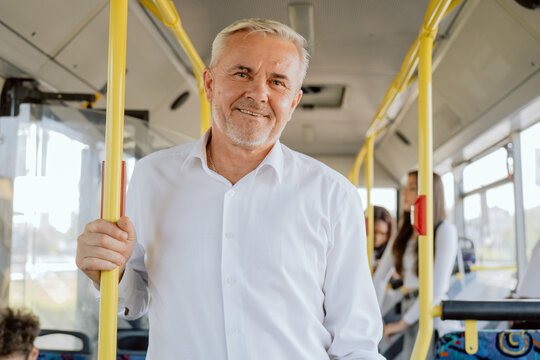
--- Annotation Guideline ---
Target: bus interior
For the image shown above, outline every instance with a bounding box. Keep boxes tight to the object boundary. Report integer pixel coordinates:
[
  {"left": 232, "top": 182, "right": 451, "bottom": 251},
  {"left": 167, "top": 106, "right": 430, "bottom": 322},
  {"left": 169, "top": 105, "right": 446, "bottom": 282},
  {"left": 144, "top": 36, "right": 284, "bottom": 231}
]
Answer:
[{"left": 0, "top": 0, "right": 539, "bottom": 359}]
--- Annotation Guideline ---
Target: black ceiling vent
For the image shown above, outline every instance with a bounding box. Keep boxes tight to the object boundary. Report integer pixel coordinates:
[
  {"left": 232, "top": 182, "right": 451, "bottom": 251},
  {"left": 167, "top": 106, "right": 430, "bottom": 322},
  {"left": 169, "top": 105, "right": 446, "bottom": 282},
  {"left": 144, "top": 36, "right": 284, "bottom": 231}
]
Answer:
[
  {"left": 170, "top": 91, "right": 190, "bottom": 110},
  {"left": 298, "top": 84, "right": 345, "bottom": 109},
  {"left": 514, "top": 0, "right": 539, "bottom": 9},
  {"left": 395, "top": 130, "right": 411, "bottom": 146}
]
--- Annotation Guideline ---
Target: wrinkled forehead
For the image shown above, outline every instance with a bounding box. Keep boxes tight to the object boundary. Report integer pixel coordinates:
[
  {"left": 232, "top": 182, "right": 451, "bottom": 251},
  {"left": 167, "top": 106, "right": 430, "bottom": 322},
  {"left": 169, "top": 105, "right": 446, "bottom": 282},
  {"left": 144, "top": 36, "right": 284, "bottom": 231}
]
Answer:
[{"left": 220, "top": 31, "right": 303, "bottom": 79}]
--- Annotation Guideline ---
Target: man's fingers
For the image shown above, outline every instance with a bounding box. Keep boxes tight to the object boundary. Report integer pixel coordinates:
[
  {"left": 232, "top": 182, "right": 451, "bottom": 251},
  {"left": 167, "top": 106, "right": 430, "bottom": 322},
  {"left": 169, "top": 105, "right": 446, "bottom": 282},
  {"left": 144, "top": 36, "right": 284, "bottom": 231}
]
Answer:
[
  {"left": 88, "top": 246, "right": 127, "bottom": 268},
  {"left": 117, "top": 216, "right": 136, "bottom": 242},
  {"left": 84, "top": 233, "right": 127, "bottom": 254},
  {"left": 84, "top": 219, "right": 128, "bottom": 241},
  {"left": 78, "top": 257, "right": 117, "bottom": 276}
]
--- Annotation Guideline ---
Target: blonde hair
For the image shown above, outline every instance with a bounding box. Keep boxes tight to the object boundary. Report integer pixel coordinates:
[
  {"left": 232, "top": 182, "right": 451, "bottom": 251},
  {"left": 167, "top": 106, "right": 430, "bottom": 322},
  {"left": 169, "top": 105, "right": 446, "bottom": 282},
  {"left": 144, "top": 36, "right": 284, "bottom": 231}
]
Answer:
[{"left": 210, "top": 18, "right": 310, "bottom": 84}]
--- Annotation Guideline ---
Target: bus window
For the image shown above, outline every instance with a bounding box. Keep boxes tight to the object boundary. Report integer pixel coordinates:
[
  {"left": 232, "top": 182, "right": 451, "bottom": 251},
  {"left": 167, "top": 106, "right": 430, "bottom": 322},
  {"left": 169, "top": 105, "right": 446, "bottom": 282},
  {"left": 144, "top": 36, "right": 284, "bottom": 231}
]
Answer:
[
  {"left": 519, "top": 120, "right": 540, "bottom": 261},
  {"left": 462, "top": 148, "right": 509, "bottom": 193},
  {"left": 462, "top": 149, "right": 516, "bottom": 266},
  {"left": 357, "top": 188, "right": 397, "bottom": 219}
]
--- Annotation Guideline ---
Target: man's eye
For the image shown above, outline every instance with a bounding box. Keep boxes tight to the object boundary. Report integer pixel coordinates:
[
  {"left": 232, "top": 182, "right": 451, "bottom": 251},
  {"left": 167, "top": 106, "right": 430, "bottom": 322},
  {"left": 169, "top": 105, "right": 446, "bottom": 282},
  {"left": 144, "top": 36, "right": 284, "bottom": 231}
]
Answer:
[
  {"left": 272, "top": 80, "right": 284, "bottom": 87},
  {"left": 236, "top": 72, "right": 247, "bottom": 78}
]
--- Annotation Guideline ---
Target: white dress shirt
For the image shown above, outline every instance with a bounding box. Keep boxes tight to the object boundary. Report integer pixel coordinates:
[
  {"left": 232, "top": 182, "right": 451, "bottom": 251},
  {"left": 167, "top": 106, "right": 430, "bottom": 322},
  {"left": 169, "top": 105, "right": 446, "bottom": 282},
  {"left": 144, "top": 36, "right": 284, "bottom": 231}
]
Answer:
[
  {"left": 115, "top": 132, "right": 384, "bottom": 359},
  {"left": 373, "top": 220, "right": 458, "bottom": 329}
]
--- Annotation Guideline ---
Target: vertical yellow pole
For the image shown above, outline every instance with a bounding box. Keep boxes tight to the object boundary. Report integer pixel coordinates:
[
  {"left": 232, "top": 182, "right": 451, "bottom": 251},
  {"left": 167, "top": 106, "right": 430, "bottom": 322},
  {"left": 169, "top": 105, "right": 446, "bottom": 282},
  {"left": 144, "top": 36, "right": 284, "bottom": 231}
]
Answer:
[
  {"left": 99, "top": 0, "right": 128, "bottom": 358},
  {"left": 411, "top": 30, "right": 435, "bottom": 360},
  {"left": 365, "top": 135, "right": 375, "bottom": 272}
]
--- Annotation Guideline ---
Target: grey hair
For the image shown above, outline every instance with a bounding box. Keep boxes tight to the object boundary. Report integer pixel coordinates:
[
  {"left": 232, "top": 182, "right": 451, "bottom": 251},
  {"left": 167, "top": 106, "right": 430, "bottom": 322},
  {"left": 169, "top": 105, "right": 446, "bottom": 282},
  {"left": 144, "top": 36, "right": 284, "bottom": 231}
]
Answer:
[{"left": 210, "top": 18, "right": 310, "bottom": 85}]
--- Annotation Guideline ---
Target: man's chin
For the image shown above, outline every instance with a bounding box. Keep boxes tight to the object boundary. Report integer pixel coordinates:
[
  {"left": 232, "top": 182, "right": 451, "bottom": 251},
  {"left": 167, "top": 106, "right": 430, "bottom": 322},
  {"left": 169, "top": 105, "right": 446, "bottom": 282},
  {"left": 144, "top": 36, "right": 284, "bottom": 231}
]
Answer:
[{"left": 227, "top": 132, "right": 270, "bottom": 148}]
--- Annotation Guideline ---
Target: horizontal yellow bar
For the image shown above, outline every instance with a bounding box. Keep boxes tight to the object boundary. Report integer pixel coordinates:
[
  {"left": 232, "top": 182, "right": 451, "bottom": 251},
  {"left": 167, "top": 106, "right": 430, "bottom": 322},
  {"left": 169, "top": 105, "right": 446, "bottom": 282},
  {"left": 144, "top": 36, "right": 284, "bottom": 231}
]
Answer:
[
  {"left": 469, "top": 265, "right": 517, "bottom": 272},
  {"left": 431, "top": 305, "right": 442, "bottom": 318}
]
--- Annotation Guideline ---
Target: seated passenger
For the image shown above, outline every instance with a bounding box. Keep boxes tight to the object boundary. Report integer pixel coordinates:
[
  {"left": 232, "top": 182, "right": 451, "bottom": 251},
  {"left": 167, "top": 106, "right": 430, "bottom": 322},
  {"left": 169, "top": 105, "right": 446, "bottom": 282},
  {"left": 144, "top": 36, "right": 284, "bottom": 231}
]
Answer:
[
  {"left": 0, "top": 307, "right": 40, "bottom": 360},
  {"left": 373, "top": 170, "right": 458, "bottom": 358},
  {"left": 372, "top": 205, "right": 394, "bottom": 270}
]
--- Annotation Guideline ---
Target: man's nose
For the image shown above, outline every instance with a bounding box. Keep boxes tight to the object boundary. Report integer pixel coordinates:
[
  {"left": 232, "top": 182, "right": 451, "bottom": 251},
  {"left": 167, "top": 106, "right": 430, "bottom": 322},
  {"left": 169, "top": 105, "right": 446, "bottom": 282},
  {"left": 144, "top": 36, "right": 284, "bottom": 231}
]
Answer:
[{"left": 246, "top": 76, "right": 269, "bottom": 102}]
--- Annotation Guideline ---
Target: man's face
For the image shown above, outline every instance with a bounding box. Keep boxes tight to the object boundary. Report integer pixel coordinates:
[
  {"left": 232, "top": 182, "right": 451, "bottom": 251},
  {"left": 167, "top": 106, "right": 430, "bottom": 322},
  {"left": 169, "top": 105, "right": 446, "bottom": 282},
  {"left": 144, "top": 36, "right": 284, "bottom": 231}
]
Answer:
[{"left": 203, "top": 31, "right": 303, "bottom": 149}]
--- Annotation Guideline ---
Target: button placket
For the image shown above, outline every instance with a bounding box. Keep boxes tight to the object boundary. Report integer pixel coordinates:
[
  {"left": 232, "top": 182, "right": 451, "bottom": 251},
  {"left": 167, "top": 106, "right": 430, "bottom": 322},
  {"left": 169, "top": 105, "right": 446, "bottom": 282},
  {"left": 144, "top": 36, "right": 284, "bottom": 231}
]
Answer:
[{"left": 221, "top": 187, "right": 243, "bottom": 357}]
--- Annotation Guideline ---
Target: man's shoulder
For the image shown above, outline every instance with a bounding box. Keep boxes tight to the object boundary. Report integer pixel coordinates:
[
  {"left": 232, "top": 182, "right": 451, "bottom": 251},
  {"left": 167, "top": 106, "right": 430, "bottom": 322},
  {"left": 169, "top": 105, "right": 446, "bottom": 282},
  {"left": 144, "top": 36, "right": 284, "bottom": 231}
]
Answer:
[{"left": 281, "top": 144, "right": 357, "bottom": 193}]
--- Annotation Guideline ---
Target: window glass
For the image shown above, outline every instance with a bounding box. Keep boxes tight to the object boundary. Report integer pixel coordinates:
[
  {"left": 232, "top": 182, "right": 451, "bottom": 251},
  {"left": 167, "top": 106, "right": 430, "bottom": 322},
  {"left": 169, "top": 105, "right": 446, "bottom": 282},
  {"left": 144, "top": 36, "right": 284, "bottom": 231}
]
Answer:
[
  {"left": 519, "top": 120, "right": 540, "bottom": 260},
  {"left": 463, "top": 184, "right": 515, "bottom": 266},
  {"left": 463, "top": 148, "right": 509, "bottom": 193},
  {"left": 3, "top": 104, "right": 190, "bottom": 350},
  {"left": 358, "top": 188, "right": 397, "bottom": 219}
]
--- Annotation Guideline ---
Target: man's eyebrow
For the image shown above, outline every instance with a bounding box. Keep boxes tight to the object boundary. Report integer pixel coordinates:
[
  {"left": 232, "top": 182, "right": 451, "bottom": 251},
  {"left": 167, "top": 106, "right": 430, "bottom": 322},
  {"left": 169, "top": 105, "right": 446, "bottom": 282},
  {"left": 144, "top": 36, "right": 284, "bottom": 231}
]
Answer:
[
  {"left": 228, "top": 65, "right": 252, "bottom": 73},
  {"left": 228, "top": 66, "right": 290, "bottom": 82},
  {"left": 270, "top": 73, "right": 290, "bottom": 82}
]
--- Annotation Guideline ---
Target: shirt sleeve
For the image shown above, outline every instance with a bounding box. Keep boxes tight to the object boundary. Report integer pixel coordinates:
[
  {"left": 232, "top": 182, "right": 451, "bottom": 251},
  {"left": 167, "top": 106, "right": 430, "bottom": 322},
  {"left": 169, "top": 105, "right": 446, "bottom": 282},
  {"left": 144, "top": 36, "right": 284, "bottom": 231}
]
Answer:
[
  {"left": 323, "top": 187, "right": 385, "bottom": 360},
  {"left": 403, "top": 221, "right": 458, "bottom": 325},
  {"left": 96, "top": 163, "right": 151, "bottom": 320},
  {"left": 372, "top": 237, "right": 396, "bottom": 308}
]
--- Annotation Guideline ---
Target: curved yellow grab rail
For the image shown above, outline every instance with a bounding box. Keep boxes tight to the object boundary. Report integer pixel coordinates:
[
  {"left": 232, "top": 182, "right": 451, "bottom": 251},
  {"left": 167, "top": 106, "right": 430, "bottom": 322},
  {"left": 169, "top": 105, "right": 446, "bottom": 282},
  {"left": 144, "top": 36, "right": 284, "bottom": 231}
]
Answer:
[
  {"left": 99, "top": 0, "right": 128, "bottom": 359},
  {"left": 140, "top": 0, "right": 211, "bottom": 135},
  {"left": 365, "top": 135, "right": 375, "bottom": 272},
  {"left": 349, "top": 0, "right": 462, "bottom": 183},
  {"left": 347, "top": 144, "right": 367, "bottom": 187}
]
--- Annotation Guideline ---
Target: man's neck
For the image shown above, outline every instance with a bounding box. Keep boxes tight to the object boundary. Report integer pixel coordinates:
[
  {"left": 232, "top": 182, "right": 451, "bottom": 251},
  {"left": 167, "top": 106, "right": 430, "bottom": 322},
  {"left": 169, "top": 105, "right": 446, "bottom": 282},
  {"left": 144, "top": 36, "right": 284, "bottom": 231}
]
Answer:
[{"left": 207, "top": 132, "right": 275, "bottom": 185}]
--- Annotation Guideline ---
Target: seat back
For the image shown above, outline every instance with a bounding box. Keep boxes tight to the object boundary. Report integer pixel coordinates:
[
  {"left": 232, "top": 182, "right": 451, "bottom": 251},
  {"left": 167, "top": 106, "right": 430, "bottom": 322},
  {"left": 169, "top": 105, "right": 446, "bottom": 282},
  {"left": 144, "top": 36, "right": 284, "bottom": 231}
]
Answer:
[
  {"left": 435, "top": 330, "right": 540, "bottom": 359},
  {"left": 36, "top": 329, "right": 91, "bottom": 360}
]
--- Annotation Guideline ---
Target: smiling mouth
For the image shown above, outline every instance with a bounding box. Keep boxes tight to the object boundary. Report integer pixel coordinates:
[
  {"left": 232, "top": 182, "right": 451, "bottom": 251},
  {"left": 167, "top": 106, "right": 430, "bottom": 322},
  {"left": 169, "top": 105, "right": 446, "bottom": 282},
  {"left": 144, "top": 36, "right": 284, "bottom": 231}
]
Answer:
[{"left": 237, "top": 108, "right": 267, "bottom": 117}]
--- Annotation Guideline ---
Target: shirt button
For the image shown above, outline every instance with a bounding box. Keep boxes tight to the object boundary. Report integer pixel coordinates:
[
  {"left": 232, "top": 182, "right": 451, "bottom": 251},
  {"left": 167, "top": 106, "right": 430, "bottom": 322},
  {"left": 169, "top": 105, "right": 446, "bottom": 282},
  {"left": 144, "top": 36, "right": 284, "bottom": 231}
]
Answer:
[
  {"left": 226, "top": 277, "right": 236, "bottom": 285},
  {"left": 229, "top": 327, "right": 238, "bottom": 335},
  {"left": 227, "top": 190, "right": 236, "bottom": 198},
  {"left": 225, "top": 232, "right": 234, "bottom": 239}
]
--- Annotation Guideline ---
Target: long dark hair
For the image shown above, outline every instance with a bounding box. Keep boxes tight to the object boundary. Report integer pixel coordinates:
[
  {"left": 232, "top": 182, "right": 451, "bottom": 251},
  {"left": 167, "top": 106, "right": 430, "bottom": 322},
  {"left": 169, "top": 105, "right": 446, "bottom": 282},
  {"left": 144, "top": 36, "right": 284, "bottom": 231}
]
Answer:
[
  {"left": 392, "top": 170, "right": 446, "bottom": 276},
  {"left": 373, "top": 206, "right": 394, "bottom": 253},
  {"left": 373, "top": 205, "right": 394, "bottom": 244}
]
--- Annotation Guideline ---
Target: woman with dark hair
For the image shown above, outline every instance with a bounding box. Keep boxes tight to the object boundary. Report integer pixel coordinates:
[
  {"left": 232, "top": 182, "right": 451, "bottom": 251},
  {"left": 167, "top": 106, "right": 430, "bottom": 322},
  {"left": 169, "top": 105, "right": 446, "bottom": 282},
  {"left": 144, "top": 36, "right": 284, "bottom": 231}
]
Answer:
[
  {"left": 373, "top": 170, "right": 458, "bottom": 358},
  {"left": 373, "top": 206, "right": 394, "bottom": 269}
]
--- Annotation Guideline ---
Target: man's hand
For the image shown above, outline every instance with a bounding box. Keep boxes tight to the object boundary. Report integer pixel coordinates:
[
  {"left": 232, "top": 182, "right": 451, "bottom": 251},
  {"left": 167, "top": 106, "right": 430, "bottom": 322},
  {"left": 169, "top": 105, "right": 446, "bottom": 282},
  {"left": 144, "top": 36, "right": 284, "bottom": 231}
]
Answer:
[
  {"left": 76, "top": 216, "right": 136, "bottom": 288},
  {"left": 383, "top": 319, "right": 408, "bottom": 341}
]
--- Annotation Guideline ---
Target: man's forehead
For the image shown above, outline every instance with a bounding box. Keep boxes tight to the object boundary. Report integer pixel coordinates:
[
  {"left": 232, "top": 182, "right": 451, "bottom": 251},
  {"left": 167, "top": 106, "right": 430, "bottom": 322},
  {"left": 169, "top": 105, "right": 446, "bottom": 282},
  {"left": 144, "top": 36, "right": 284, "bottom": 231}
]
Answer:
[{"left": 220, "top": 32, "right": 301, "bottom": 70}]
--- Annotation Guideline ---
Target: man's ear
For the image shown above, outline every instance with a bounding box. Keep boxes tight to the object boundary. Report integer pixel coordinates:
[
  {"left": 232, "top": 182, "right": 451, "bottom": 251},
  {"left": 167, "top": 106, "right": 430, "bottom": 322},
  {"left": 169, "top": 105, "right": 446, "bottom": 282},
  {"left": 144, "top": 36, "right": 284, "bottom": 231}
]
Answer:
[
  {"left": 29, "top": 346, "right": 39, "bottom": 360},
  {"left": 203, "top": 67, "right": 214, "bottom": 103},
  {"left": 288, "top": 89, "right": 303, "bottom": 120}
]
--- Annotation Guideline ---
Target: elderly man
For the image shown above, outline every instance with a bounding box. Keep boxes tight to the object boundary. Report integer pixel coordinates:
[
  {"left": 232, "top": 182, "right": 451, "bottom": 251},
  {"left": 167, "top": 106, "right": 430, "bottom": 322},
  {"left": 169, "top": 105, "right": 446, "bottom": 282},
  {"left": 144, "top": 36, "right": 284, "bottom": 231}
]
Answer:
[{"left": 76, "top": 18, "right": 384, "bottom": 359}]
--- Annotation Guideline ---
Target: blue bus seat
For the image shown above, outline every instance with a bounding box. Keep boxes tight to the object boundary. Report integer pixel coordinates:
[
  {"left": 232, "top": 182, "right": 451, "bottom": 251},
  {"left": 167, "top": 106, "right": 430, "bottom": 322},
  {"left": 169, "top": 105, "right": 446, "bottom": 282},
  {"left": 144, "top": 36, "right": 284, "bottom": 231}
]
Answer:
[
  {"left": 116, "top": 329, "right": 148, "bottom": 360},
  {"left": 36, "top": 329, "right": 91, "bottom": 360},
  {"left": 435, "top": 330, "right": 540, "bottom": 359}
]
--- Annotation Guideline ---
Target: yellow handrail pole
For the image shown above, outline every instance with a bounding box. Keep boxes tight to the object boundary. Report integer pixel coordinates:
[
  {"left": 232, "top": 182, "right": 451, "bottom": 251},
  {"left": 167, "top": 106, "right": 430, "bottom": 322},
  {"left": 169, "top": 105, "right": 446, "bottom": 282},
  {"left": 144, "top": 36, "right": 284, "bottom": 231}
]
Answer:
[
  {"left": 99, "top": 0, "right": 128, "bottom": 359},
  {"left": 140, "top": 0, "right": 211, "bottom": 134},
  {"left": 365, "top": 135, "right": 375, "bottom": 272},
  {"left": 410, "top": 21, "right": 436, "bottom": 360},
  {"left": 347, "top": 144, "right": 367, "bottom": 186},
  {"left": 349, "top": 0, "right": 462, "bottom": 179}
]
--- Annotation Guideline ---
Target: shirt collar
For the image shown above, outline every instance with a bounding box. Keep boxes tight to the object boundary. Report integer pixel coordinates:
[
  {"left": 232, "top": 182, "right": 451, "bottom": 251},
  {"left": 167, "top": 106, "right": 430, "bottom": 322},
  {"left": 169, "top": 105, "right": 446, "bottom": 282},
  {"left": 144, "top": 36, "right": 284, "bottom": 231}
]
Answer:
[{"left": 184, "top": 129, "right": 284, "bottom": 184}]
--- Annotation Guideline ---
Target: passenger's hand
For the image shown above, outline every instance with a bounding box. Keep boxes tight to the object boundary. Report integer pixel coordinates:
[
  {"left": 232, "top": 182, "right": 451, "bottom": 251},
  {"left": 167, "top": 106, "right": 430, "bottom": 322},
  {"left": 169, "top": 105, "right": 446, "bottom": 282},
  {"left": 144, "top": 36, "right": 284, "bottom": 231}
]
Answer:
[
  {"left": 383, "top": 319, "right": 408, "bottom": 341},
  {"left": 76, "top": 216, "right": 136, "bottom": 287}
]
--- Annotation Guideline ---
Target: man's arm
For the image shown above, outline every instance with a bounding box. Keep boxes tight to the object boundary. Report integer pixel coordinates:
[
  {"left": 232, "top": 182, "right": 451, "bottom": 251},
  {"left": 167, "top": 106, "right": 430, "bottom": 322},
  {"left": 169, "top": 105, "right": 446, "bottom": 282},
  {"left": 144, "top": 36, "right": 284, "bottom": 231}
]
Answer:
[{"left": 323, "top": 186, "right": 385, "bottom": 360}]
